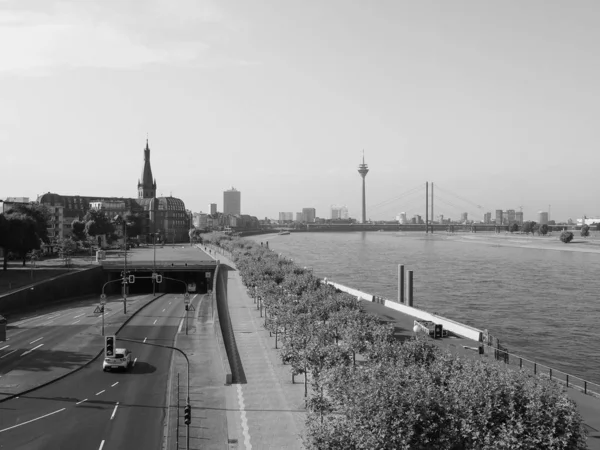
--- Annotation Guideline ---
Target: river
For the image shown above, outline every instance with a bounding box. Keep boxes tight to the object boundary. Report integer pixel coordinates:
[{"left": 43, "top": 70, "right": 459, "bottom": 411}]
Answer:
[{"left": 247, "top": 231, "right": 600, "bottom": 385}]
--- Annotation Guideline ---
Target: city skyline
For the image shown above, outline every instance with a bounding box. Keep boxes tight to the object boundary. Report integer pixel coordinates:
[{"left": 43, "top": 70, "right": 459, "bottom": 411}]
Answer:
[{"left": 2, "top": 1, "right": 600, "bottom": 222}]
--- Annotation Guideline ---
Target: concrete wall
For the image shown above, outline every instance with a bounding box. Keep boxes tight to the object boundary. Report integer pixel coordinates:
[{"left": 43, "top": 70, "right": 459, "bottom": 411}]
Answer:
[
  {"left": 325, "top": 280, "right": 483, "bottom": 342},
  {"left": 211, "top": 262, "right": 233, "bottom": 384},
  {"left": 0, "top": 267, "right": 105, "bottom": 317}
]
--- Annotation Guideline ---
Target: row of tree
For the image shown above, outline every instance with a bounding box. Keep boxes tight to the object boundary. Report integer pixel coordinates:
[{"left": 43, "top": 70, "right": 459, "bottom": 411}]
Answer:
[
  {"left": 0, "top": 204, "right": 144, "bottom": 270},
  {"left": 203, "top": 233, "right": 588, "bottom": 449},
  {"left": 509, "top": 221, "right": 596, "bottom": 238}
]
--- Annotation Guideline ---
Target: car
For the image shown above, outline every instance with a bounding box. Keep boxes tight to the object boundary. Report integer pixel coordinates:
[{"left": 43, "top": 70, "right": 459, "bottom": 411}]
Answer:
[{"left": 103, "top": 348, "right": 132, "bottom": 372}]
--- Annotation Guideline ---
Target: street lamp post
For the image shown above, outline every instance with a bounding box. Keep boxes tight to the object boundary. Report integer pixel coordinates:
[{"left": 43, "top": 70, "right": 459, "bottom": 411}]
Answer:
[
  {"left": 152, "top": 232, "right": 157, "bottom": 296},
  {"left": 114, "top": 215, "right": 131, "bottom": 314}
]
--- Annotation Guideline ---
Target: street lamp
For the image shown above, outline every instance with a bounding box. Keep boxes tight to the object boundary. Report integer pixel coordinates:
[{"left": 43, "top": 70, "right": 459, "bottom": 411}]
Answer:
[{"left": 113, "top": 214, "right": 132, "bottom": 314}]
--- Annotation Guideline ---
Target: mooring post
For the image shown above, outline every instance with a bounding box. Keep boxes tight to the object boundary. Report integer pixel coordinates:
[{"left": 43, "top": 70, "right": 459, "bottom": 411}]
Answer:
[
  {"left": 398, "top": 264, "right": 405, "bottom": 303},
  {"left": 407, "top": 270, "right": 414, "bottom": 307}
]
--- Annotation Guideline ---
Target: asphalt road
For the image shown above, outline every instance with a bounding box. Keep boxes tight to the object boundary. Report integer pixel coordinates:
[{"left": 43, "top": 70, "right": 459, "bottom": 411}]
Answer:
[{"left": 0, "top": 292, "right": 194, "bottom": 450}]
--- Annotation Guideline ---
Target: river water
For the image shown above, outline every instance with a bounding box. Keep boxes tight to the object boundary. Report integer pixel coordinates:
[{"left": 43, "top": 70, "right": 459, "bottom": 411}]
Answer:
[{"left": 247, "top": 232, "right": 600, "bottom": 384}]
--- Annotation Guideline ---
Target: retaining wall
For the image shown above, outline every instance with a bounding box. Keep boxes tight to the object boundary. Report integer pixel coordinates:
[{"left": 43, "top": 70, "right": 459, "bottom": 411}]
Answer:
[
  {"left": 212, "top": 262, "right": 234, "bottom": 384},
  {"left": 0, "top": 267, "right": 105, "bottom": 317},
  {"left": 326, "top": 280, "right": 483, "bottom": 342}
]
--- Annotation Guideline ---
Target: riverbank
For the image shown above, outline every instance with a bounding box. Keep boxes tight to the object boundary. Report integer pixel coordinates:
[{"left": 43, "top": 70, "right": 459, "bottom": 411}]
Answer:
[{"left": 446, "top": 232, "right": 600, "bottom": 254}]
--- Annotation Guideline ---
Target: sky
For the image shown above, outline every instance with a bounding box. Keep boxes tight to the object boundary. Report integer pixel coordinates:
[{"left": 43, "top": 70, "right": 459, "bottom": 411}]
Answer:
[{"left": 1, "top": 0, "right": 599, "bottom": 222}]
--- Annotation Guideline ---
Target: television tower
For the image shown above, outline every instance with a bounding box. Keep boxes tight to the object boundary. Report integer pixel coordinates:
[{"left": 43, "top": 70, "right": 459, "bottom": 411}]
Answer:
[{"left": 357, "top": 151, "right": 369, "bottom": 223}]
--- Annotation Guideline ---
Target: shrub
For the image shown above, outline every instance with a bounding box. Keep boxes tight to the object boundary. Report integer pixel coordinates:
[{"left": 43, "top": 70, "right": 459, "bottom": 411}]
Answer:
[
  {"left": 581, "top": 224, "right": 590, "bottom": 237},
  {"left": 560, "top": 231, "right": 574, "bottom": 243}
]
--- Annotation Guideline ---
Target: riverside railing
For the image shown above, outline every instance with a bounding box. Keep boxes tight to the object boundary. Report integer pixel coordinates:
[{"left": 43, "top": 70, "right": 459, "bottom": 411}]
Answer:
[{"left": 475, "top": 342, "right": 600, "bottom": 398}]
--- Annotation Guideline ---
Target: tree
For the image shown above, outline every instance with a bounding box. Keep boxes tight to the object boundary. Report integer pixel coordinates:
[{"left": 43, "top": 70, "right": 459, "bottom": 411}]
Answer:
[
  {"left": 560, "top": 231, "right": 574, "bottom": 243},
  {"left": 83, "top": 209, "right": 114, "bottom": 237},
  {"left": 539, "top": 224, "right": 549, "bottom": 235},
  {"left": 521, "top": 221, "right": 537, "bottom": 235},
  {"left": 71, "top": 219, "right": 87, "bottom": 241},
  {"left": 581, "top": 224, "right": 590, "bottom": 237},
  {"left": 597, "top": 223, "right": 600, "bottom": 232},
  {"left": 509, "top": 223, "right": 519, "bottom": 233},
  {"left": 55, "top": 237, "right": 77, "bottom": 267},
  {"left": 125, "top": 213, "right": 143, "bottom": 238},
  {"left": 0, "top": 213, "right": 40, "bottom": 269},
  {"left": 4, "top": 203, "right": 51, "bottom": 246}
]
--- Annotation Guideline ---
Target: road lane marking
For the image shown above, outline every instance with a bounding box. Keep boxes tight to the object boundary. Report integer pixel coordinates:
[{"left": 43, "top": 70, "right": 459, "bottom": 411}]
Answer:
[
  {"left": 153, "top": 319, "right": 157, "bottom": 325},
  {"left": 143, "top": 337, "right": 147, "bottom": 343},
  {"left": 162, "top": 308, "right": 166, "bottom": 312},
  {"left": 0, "top": 345, "right": 8, "bottom": 351},
  {"left": 99, "top": 440, "right": 105, "bottom": 450},
  {"left": 72, "top": 320, "right": 81, "bottom": 324},
  {"left": 177, "top": 318, "right": 184, "bottom": 333},
  {"left": 110, "top": 402, "right": 119, "bottom": 420},
  {"left": 96, "top": 390, "right": 105, "bottom": 395},
  {"left": 0, "top": 408, "right": 66, "bottom": 433},
  {"left": 20, "top": 344, "right": 43, "bottom": 357},
  {"left": 111, "top": 382, "right": 119, "bottom": 387},
  {"left": 29, "top": 337, "right": 43, "bottom": 344},
  {"left": 40, "top": 319, "right": 55, "bottom": 326},
  {"left": 132, "top": 357, "right": 137, "bottom": 367},
  {"left": 76, "top": 399, "right": 88, "bottom": 405},
  {"left": 73, "top": 313, "right": 85, "bottom": 318}
]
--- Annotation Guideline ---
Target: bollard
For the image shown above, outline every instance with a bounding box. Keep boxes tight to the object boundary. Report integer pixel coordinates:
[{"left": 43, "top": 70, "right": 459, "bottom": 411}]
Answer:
[
  {"left": 398, "top": 265, "right": 404, "bottom": 303},
  {"left": 566, "top": 374, "right": 569, "bottom": 388},
  {"left": 407, "top": 271, "right": 414, "bottom": 307}
]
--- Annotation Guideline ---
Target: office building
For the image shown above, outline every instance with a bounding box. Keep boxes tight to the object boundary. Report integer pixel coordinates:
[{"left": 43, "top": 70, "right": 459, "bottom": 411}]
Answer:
[
  {"left": 538, "top": 211, "right": 549, "bottom": 225},
  {"left": 209, "top": 203, "right": 217, "bottom": 215},
  {"left": 516, "top": 211, "right": 523, "bottom": 225},
  {"left": 331, "top": 205, "right": 349, "bottom": 220},
  {"left": 495, "top": 210, "right": 503, "bottom": 225},
  {"left": 302, "top": 208, "right": 316, "bottom": 223},
  {"left": 507, "top": 209, "right": 516, "bottom": 224},
  {"left": 278, "top": 212, "right": 293, "bottom": 223},
  {"left": 223, "top": 188, "right": 241, "bottom": 216},
  {"left": 396, "top": 212, "right": 407, "bottom": 224},
  {"left": 295, "top": 212, "right": 302, "bottom": 222},
  {"left": 484, "top": 212, "right": 491, "bottom": 224}
]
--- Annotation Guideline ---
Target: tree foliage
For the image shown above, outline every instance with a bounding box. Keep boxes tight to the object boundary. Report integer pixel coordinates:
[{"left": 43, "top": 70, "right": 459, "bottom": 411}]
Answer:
[
  {"left": 204, "top": 232, "right": 588, "bottom": 449},
  {"left": 580, "top": 224, "right": 590, "bottom": 237},
  {"left": 521, "top": 221, "right": 537, "bottom": 235},
  {"left": 509, "top": 222, "right": 519, "bottom": 233},
  {"left": 539, "top": 224, "right": 549, "bottom": 235},
  {"left": 560, "top": 231, "right": 574, "bottom": 243},
  {"left": 83, "top": 209, "right": 115, "bottom": 237},
  {"left": 0, "top": 212, "right": 43, "bottom": 270}
]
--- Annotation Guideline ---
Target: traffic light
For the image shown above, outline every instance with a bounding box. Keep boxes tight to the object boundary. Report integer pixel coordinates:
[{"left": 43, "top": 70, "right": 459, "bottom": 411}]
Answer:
[
  {"left": 128, "top": 275, "right": 135, "bottom": 283},
  {"left": 105, "top": 335, "right": 115, "bottom": 357},
  {"left": 185, "top": 305, "right": 189, "bottom": 311},
  {"left": 156, "top": 274, "right": 162, "bottom": 283},
  {"left": 184, "top": 405, "right": 191, "bottom": 425}
]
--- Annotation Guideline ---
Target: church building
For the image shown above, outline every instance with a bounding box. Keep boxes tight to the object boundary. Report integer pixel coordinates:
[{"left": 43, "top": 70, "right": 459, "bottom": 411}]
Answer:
[{"left": 39, "top": 140, "right": 190, "bottom": 244}]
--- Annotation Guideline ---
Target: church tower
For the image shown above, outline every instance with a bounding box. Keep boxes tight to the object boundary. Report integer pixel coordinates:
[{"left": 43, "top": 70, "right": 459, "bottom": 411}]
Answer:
[{"left": 138, "top": 139, "right": 157, "bottom": 199}]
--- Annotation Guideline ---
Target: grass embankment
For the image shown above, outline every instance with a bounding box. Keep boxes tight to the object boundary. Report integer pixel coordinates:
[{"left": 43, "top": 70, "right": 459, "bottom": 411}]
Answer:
[{"left": 203, "top": 233, "right": 589, "bottom": 450}]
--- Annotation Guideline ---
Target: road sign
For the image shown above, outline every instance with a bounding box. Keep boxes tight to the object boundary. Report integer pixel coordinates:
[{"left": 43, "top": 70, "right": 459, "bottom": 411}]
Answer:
[
  {"left": 187, "top": 304, "right": 195, "bottom": 312},
  {"left": 100, "top": 294, "right": 106, "bottom": 300},
  {"left": 94, "top": 305, "right": 104, "bottom": 313},
  {"left": 128, "top": 275, "right": 135, "bottom": 283},
  {"left": 156, "top": 274, "right": 162, "bottom": 283},
  {"left": 205, "top": 272, "right": 211, "bottom": 278}
]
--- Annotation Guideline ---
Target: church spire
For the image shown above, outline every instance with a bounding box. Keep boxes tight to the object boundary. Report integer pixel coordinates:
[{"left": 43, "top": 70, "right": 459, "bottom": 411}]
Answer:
[{"left": 138, "top": 139, "right": 157, "bottom": 199}]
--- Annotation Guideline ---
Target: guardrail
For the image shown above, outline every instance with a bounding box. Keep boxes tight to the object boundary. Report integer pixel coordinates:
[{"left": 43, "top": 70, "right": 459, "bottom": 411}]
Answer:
[{"left": 478, "top": 343, "right": 600, "bottom": 398}]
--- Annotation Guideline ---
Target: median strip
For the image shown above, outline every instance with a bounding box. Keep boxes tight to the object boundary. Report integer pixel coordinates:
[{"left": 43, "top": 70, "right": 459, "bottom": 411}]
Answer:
[
  {"left": 21, "top": 344, "right": 44, "bottom": 357},
  {"left": 0, "top": 408, "right": 66, "bottom": 433}
]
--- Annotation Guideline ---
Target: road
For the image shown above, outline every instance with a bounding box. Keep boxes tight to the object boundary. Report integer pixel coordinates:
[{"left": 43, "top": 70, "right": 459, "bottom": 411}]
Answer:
[{"left": 0, "top": 292, "right": 196, "bottom": 450}]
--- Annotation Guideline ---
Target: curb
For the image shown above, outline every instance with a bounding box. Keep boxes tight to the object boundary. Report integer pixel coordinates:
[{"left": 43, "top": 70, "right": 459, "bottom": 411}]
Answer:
[{"left": 0, "top": 293, "right": 166, "bottom": 404}]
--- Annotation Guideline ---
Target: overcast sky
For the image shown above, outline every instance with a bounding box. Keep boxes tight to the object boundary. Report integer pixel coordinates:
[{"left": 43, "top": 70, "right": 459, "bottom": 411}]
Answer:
[{"left": 1, "top": 0, "right": 599, "bottom": 222}]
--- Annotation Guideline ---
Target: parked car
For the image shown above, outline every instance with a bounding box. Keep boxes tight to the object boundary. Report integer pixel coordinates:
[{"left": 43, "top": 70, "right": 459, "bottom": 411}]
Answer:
[{"left": 103, "top": 348, "right": 132, "bottom": 372}]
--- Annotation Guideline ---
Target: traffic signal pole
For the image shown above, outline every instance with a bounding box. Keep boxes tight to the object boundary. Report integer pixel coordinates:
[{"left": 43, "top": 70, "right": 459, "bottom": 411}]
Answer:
[{"left": 117, "top": 337, "right": 191, "bottom": 449}]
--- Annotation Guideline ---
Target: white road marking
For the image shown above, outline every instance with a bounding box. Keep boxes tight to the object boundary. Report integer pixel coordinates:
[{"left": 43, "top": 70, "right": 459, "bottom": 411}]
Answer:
[
  {"left": 99, "top": 440, "right": 105, "bottom": 450},
  {"left": 132, "top": 357, "right": 137, "bottom": 367},
  {"left": 162, "top": 308, "right": 166, "bottom": 312},
  {"left": 110, "top": 402, "right": 119, "bottom": 420},
  {"left": 72, "top": 320, "right": 81, "bottom": 324},
  {"left": 0, "top": 408, "right": 66, "bottom": 433},
  {"left": 76, "top": 399, "right": 88, "bottom": 405},
  {"left": 73, "top": 313, "right": 85, "bottom": 319},
  {"left": 40, "top": 319, "right": 55, "bottom": 326},
  {"left": 29, "top": 337, "right": 43, "bottom": 344},
  {"left": 169, "top": 302, "right": 172, "bottom": 305},
  {"left": 0, "top": 345, "right": 8, "bottom": 351},
  {"left": 96, "top": 390, "right": 105, "bottom": 396},
  {"left": 177, "top": 318, "right": 184, "bottom": 333},
  {"left": 153, "top": 319, "right": 157, "bottom": 325},
  {"left": 111, "top": 382, "right": 119, "bottom": 387},
  {"left": 143, "top": 337, "right": 147, "bottom": 343},
  {"left": 21, "top": 344, "right": 43, "bottom": 357}
]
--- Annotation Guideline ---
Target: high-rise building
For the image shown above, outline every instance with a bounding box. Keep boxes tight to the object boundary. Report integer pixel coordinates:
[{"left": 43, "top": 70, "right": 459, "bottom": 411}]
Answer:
[
  {"left": 396, "top": 212, "right": 407, "bottom": 224},
  {"left": 331, "top": 205, "right": 349, "bottom": 220},
  {"left": 538, "top": 211, "right": 549, "bottom": 225},
  {"left": 278, "top": 212, "right": 293, "bottom": 223},
  {"left": 484, "top": 212, "right": 492, "bottom": 224},
  {"left": 413, "top": 214, "right": 422, "bottom": 224},
  {"left": 302, "top": 208, "right": 316, "bottom": 223},
  {"left": 295, "top": 212, "right": 302, "bottom": 222},
  {"left": 507, "top": 209, "right": 516, "bottom": 223},
  {"left": 502, "top": 211, "right": 508, "bottom": 225},
  {"left": 495, "top": 210, "right": 503, "bottom": 225},
  {"left": 223, "top": 187, "right": 241, "bottom": 215},
  {"left": 357, "top": 153, "right": 369, "bottom": 223},
  {"left": 208, "top": 203, "right": 217, "bottom": 215},
  {"left": 461, "top": 212, "right": 468, "bottom": 223},
  {"left": 516, "top": 211, "right": 523, "bottom": 225}
]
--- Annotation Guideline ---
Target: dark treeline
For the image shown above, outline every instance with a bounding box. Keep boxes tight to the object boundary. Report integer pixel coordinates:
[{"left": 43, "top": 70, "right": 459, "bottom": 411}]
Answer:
[{"left": 204, "top": 233, "right": 588, "bottom": 450}]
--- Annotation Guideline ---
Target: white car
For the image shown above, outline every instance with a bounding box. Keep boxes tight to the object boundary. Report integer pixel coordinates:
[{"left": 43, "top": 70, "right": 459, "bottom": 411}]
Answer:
[{"left": 103, "top": 348, "right": 132, "bottom": 372}]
